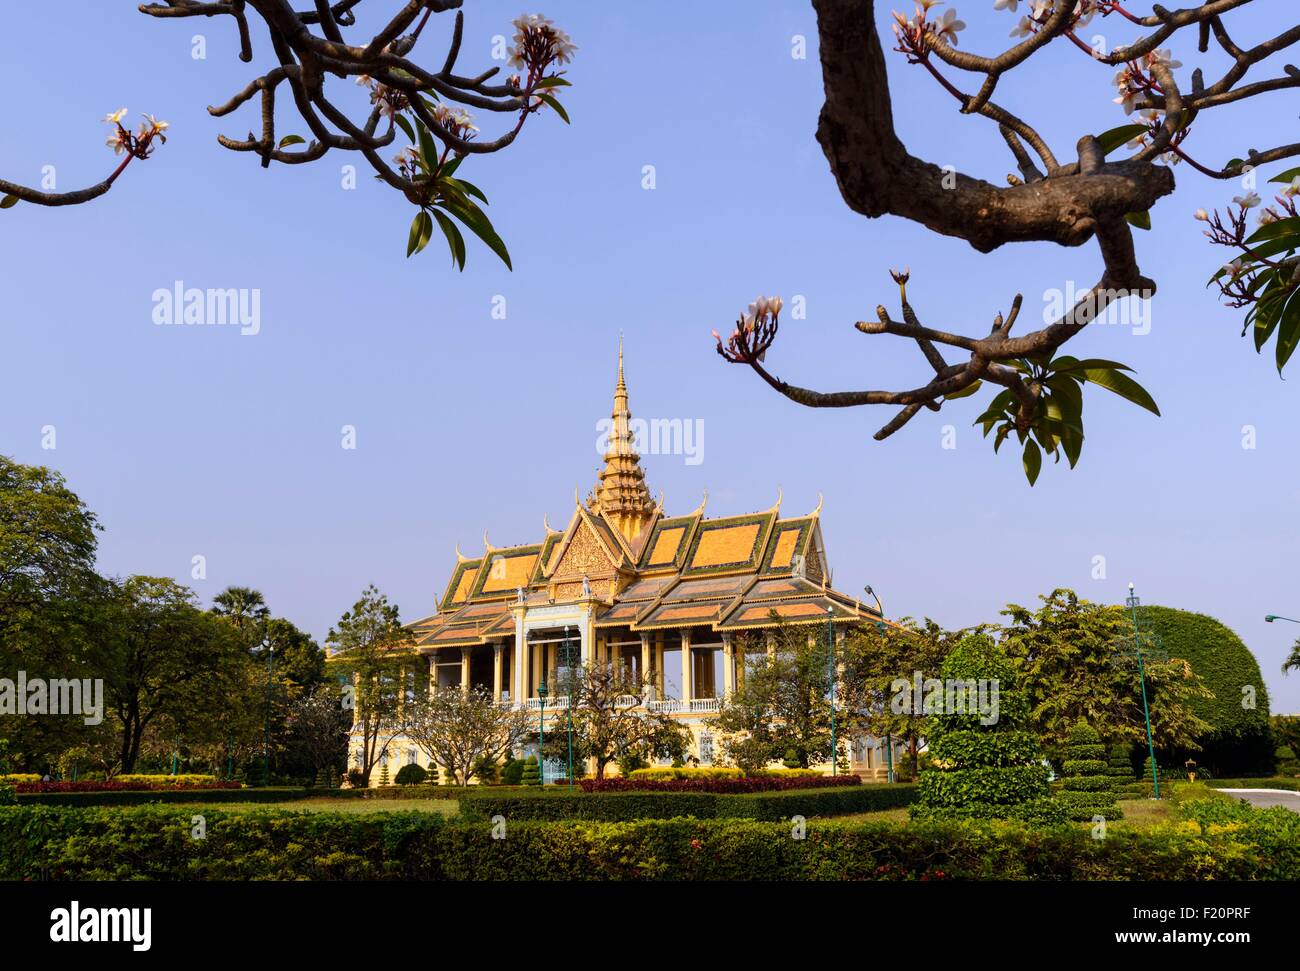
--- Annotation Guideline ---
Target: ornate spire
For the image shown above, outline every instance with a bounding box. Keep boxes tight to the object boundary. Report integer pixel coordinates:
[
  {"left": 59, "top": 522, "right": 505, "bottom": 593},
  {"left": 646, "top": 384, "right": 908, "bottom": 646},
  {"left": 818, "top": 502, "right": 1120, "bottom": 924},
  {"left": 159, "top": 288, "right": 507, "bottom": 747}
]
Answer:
[{"left": 588, "top": 337, "right": 656, "bottom": 544}]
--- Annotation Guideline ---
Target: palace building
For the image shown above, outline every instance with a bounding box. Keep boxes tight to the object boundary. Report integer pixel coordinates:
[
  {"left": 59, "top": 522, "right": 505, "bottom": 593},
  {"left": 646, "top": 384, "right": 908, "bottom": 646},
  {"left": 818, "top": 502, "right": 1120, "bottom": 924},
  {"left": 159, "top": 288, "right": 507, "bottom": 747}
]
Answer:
[{"left": 355, "top": 344, "right": 892, "bottom": 783}]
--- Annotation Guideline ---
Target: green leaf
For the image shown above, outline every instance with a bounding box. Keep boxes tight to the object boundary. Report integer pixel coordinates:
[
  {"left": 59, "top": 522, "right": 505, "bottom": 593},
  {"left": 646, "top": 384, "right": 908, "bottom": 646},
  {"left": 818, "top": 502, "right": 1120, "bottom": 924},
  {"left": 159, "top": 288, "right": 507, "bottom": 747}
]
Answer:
[
  {"left": 431, "top": 209, "right": 466, "bottom": 271},
  {"left": 1096, "top": 124, "right": 1148, "bottom": 156},
  {"left": 0, "top": 194, "right": 18, "bottom": 210},
  {"left": 406, "top": 209, "right": 433, "bottom": 258},
  {"left": 993, "top": 424, "right": 1011, "bottom": 454},
  {"left": 534, "top": 76, "right": 572, "bottom": 89},
  {"left": 1060, "top": 422, "right": 1084, "bottom": 469},
  {"left": 443, "top": 176, "right": 488, "bottom": 205},
  {"left": 535, "top": 93, "right": 570, "bottom": 124},
  {"left": 1273, "top": 286, "right": 1300, "bottom": 372},
  {"left": 1268, "top": 166, "right": 1300, "bottom": 185},
  {"left": 1125, "top": 210, "right": 1152, "bottom": 231},
  {"left": 1053, "top": 358, "right": 1134, "bottom": 374},
  {"left": 415, "top": 118, "right": 439, "bottom": 172},
  {"left": 1080, "top": 367, "right": 1161, "bottom": 416},
  {"left": 278, "top": 134, "right": 306, "bottom": 148},
  {"left": 943, "top": 379, "right": 983, "bottom": 401},
  {"left": 440, "top": 195, "right": 513, "bottom": 270},
  {"left": 1245, "top": 215, "right": 1300, "bottom": 245},
  {"left": 394, "top": 114, "right": 416, "bottom": 143},
  {"left": 1022, "top": 438, "right": 1043, "bottom": 486}
]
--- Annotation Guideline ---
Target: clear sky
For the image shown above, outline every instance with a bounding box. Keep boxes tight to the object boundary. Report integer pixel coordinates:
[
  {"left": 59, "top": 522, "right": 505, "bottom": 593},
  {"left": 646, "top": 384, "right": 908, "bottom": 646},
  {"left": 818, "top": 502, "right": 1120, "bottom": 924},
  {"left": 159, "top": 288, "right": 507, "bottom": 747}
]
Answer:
[{"left": 2, "top": 2, "right": 1297, "bottom": 713}]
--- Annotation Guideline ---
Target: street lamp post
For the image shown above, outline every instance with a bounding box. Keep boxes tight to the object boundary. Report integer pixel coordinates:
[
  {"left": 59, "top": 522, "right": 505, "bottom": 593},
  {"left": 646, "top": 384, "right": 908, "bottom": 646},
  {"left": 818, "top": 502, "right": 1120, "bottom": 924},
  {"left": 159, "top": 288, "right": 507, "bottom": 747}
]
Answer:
[
  {"left": 263, "top": 637, "right": 274, "bottom": 787},
  {"left": 826, "top": 606, "right": 836, "bottom": 777},
  {"left": 866, "top": 586, "right": 894, "bottom": 784},
  {"left": 1128, "top": 583, "right": 1160, "bottom": 800},
  {"left": 1265, "top": 614, "right": 1300, "bottom": 625},
  {"left": 537, "top": 680, "right": 548, "bottom": 785}
]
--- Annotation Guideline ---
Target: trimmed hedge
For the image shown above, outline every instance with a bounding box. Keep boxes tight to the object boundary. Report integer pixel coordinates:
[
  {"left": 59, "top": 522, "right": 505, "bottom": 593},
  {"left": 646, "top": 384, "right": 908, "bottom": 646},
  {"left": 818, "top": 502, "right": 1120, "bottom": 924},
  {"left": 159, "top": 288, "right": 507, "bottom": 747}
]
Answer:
[
  {"left": 580, "top": 774, "right": 861, "bottom": 794},
  {"left": 455, "top": 784, "right": 916, "bottom": 822},
  {"left": 1140, "top": 606, "right": 1273, "bottom": 775},
  {"left": 2, "top": 800, "right": 1298, "bottom": 880},
  {"left": 1206, "top": 777, "right": 1300, "bottom": 792},
  {"left": 13, "top": 783, "right": 480, "bottom": 808}
]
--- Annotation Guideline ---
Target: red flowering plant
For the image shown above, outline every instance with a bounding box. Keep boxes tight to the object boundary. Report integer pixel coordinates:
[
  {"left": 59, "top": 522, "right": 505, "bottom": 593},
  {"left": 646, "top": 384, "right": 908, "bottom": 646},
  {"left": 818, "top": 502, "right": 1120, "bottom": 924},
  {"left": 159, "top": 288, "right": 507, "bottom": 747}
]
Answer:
[
  {"left": 578, "top": 773, "right": 861, "bottom": 794},
  {"left": 15, "top": 780, "right": 242, "bottom": 794}
]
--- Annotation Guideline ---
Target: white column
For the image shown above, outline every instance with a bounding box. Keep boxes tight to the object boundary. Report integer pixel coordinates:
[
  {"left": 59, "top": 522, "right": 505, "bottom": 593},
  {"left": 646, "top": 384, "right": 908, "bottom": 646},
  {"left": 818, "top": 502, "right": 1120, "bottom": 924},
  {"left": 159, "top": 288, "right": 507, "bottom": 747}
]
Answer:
[
  {"left": 493, "top": 643, "right": 503, "bottom": 701},
  {"left": 640, "top": 634, "right": 653, "bottom": 700},
  {"left": 460, "top": 647, "right": 471, "bottom": 694},
  {"left": 513, "top": 611, "right": 525, "bottom": 704},
  {"left": 721, "top": 633, "right": 734, "bottom": 700},
  {"left": 680, "top": 630, "right": 692, "bottom": 703}
]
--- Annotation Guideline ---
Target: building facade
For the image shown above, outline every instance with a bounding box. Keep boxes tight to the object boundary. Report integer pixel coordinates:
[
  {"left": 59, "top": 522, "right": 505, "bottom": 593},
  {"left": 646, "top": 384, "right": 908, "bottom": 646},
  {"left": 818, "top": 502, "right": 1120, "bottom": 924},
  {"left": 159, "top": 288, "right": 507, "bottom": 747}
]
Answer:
[{"left": 351, "top": 345, "right": 894, "bottom": 784}]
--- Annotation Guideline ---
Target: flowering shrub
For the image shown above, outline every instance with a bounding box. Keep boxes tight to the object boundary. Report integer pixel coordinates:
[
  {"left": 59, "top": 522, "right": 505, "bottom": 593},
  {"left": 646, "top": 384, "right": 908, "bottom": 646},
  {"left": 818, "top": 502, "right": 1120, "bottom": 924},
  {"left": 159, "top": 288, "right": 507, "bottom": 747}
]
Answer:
[
  {"left": 14, "top": 780, "right": 242, "bottom": 794},
  {"left": 627, "top": 767, "right": 744, "bottom": 782},
  {"left": 580, "top": 774, "right": 860, "bottom": 794}
]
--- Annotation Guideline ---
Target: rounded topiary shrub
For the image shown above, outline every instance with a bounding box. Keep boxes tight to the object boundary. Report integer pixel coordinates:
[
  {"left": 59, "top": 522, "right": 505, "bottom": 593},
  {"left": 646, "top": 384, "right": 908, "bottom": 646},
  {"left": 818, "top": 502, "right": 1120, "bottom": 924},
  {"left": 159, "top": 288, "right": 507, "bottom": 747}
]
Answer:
[
  {"left": 1055, "top": 722, "right": 1122, "bottom": 821},
  {"left": 500, "top": 757, "right": 525, "bottom": 786},
  {"left": 1139, "top": 606, "right": 1273, "bottom": 775},
  {"left": 520, "top": 756, "right": 541, "bottom": 787},
  {"left": 1105, "top": 744, "right": 1135, "bottom": 787},
  {"left": 395, "top": 763, "right": 427, "bottom": 786},
  {"left": 912, "top": 635, "right": 1053, "bottom": 822}
]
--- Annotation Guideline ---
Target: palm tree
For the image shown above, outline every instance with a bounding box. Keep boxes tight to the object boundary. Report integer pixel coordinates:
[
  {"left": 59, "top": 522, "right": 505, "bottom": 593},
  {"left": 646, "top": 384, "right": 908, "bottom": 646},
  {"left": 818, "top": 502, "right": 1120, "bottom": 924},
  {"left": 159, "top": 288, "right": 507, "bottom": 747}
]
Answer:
[
  {"left": 211, "top": 586, "right": 270, "bottom": 636},
  {"left": 1284, "top": 638, "right": 1300, "bottom": 675}
]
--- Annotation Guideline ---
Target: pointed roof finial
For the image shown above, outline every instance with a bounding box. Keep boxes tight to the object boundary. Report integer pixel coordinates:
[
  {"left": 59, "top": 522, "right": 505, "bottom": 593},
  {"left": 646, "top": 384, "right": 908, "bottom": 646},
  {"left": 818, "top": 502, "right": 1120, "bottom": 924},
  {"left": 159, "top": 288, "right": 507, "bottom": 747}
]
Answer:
[
  {"left": 809, "top": 492, "right": 824, "bottom": 518},
  {"left": 617, "top": 332, "right": 626, "bottom": 392},
  {"left": 454, "top": 543, "right": 467, "bottom": 563},
  {"left": 589, "top": 338, "right": 656, "bottom": 543}
]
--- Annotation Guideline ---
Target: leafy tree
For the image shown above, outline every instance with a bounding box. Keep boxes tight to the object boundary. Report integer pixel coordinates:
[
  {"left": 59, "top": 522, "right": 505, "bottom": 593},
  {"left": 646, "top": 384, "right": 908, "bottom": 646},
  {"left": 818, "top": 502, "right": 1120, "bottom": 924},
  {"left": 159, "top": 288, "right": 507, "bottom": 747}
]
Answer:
[
  {"left": 395, "top": 763, "right": 427, "bottom": 786},
  {"left": 711, "top": 1, "right": 1299, "bottom": 483},
  {"left": 715, "top": 624, "right": 833, "bottom": 771},
  {"left": 99, "top": 576, "right": 253, "bottom": 772},
  {"left": 403, "top": 686, "right": 530, "bottom": 787},
  {"left": 1285, "top": 638, "right": 1300, "bottom": 676},
  {"left": 325, "top": 585, "right": 409, "bottom": 786},
  {"left": 539, "top": 663, "right": 686, "bottom": 780},
  {"left": 1000, "top": 589, "right": 1212, "bottom": 755},
  {"left": 840, "top": 618, "right": 978, "bottom": 781},
  {"left": 285, "top": 686, "right": 350, "bottom": 784}
]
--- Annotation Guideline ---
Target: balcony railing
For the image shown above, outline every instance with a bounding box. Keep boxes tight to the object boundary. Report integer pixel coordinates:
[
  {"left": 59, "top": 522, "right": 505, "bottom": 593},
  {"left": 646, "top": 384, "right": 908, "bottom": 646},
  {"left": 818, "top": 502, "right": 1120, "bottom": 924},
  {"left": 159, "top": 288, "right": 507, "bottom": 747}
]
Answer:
[
  {"left": 524, "top": 696, "right": 570, "bottom": 711},
  {"left": 689, "top": 698, "right": 721, "bottom": 713}
]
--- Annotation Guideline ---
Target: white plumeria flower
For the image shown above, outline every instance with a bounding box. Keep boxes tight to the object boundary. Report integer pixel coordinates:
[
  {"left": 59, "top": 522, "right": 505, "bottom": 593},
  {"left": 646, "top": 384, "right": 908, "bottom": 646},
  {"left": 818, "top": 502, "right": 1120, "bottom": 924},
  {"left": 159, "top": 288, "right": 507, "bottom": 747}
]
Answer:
[
  {"left": 1147, "top": 48, "right": 1182, "bottom": 70},
  {"left": 936, "top": 7, "right": 966, "bottom": 44},
  {"left": 994, "top": 0, "right": 1018, "bottom": 11},
  {"left": 1224, "top": 259, "right": 1245, "bottom": 277},
  {"left": 1285, "top": 177, "right": 1300, "bottom": 198},
  {"left": 1194, "top": 209, "right": 1209, "bottom": 221},
  {"left": 1233, "top": 191, "right": 1261, "bottom": 209},
  {"left": 138, "top": 114, "right": 168, "bottom": 138},
  {"left": 103, "top": 107, "right": 128, "bottom": 125},
  {"left": 1010, "top": 15, "right": 1033, "bottom": 37},
  {"left": 1259, "top": 209, "right": 1280, "bottom": 226}
]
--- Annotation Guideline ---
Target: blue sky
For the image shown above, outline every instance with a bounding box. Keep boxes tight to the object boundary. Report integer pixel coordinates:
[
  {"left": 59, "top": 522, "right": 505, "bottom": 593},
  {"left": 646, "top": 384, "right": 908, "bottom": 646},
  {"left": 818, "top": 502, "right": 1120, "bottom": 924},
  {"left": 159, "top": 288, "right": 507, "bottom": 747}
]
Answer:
[{"left": 2, "top": 1, "right": 1297, "bottom": 712}]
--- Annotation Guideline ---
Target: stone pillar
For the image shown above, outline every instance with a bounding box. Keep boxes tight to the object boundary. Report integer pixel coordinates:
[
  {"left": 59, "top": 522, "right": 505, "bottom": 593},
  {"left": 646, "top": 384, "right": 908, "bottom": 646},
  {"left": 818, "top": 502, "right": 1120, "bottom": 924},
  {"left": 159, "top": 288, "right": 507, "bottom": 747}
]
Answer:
[
  {"left": 680, "top": 630, "right": 692, "bottom": 703},
  {"left": 655, "top": 634, "right": 665, "bottom": 695},
  {"left": 460, "top": 647, "right": 471, "bottom": 693},
  {"left": 721, "top": 633, "right": 734, "bottom": 700},
  {"left": 427, "top": 655, "right": 436, "bottom": 697},
  {"left": 580, "top": 616, "right": 592, "bottom": 666},
  {"left": 513, "top": 611, "right": 526, "bottom": 703},
  {"left": 765, "top": 631, "right": 776, "bottom": 659},
  {"left": 493, "top": 643, "right": 503, "bottom": 701}
]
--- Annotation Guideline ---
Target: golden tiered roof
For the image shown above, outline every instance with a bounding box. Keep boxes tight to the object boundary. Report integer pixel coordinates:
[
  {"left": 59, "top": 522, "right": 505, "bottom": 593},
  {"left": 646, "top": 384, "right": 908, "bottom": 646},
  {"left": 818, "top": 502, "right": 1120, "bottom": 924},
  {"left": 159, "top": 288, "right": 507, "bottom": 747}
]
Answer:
[{"left": 406, "top": 347, "right": 881, "bottom": 648}]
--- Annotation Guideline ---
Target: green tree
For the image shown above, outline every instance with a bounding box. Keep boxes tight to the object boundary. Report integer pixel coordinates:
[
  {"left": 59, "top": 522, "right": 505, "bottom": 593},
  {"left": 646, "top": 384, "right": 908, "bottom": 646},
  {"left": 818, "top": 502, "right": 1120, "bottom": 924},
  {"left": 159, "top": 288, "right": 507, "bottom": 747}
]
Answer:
[
  {"left": 715, "top": 624, "right": 833, "bottom": 771},
  {"left": 404, "top": 686, "right": 530, "bottom": 786},
  {"left": 840, "top": 618, "right": 977, "bottom": 781},
  {"left": 540, "top": 663, "right": 686, "bottom": 780},
  {"left": 99, "top": 576, "right": 253, "bottom": 772},
  {"left": 325, "top": 585, "right": 410, "bottom": 786},
  {"left": 211, "top": 586, "right": 269, "bottom": 639},
  {"left": 1000, "top": 589, "right": 1212, "bottom": 755}
]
